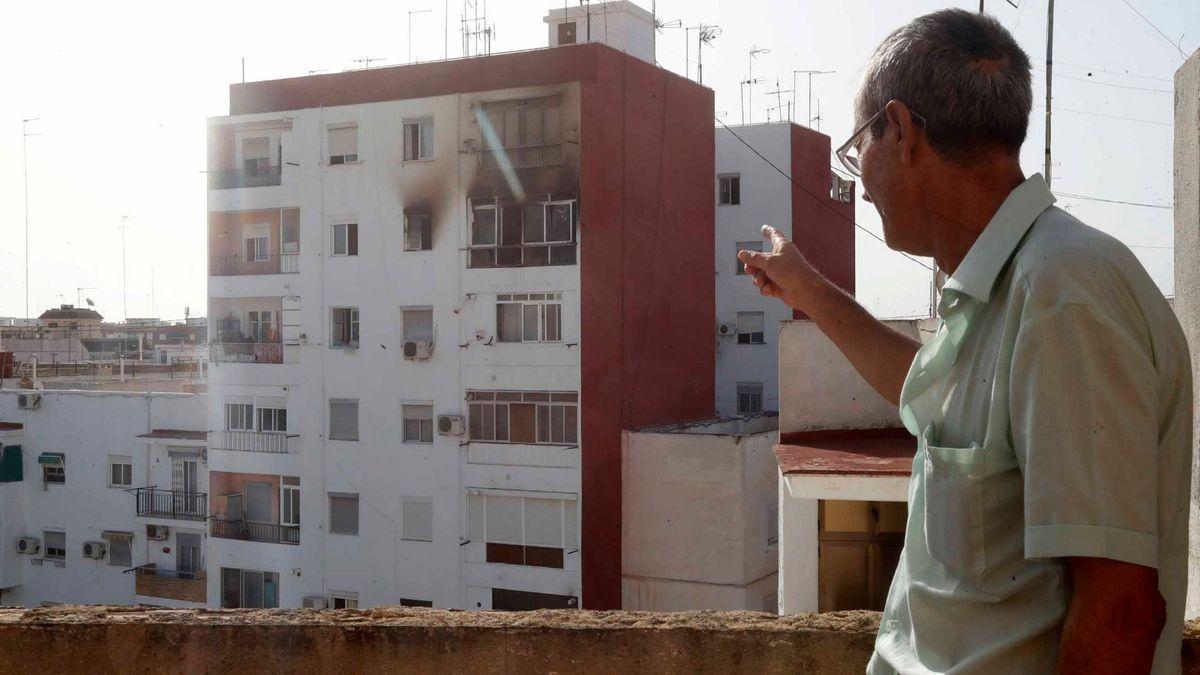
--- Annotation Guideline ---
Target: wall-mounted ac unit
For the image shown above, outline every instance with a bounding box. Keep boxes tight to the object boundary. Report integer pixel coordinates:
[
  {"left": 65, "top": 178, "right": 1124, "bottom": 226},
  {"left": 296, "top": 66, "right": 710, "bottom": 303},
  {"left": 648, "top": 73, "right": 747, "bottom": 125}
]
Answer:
[
  {"left": 831, "top": 174, "right": 855, "bottom": 204},
  {"left": 437, "top": 414, "right": 464, "bottom": 436},
  {"left": 81, "top": 541, "right": 106, "bottom": 559},
  {"left": 403, "top": 341, "right": 434, "bottom": 360},
  {"left": 146, "top": 524, "right": 169, "bottom": 541},
  {"left": 302, "top": 596, "right": 328, "bottom": 609},
  {"left": 18, "top": 394, "right": 41, "bottom": 410},
  {"left": 717, "top": 323, "right": 733, "bottom": 337},
  {"left": 16, "top": 537, "right": 40, "bottom": 555}
]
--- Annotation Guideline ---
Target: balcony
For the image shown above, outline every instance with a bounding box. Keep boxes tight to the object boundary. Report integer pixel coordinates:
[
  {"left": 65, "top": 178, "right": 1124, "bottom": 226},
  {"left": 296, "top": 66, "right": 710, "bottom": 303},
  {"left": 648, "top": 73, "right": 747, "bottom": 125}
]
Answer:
[
  {"left": 468, "top": 243, "right": 577, "bottom": 269},
  {"left": 211, "top": 253, "right": 298, "bottom": 277},
  {"left": 210, "top": 341, "right": 284, "bottom": 364},
  {"left": 209, "top": 165, "right": 282, "bottom": 190},
  {"left": 480, "top": 144, "right": 562, "bottom": 171},
  {"left": 134, "top": 488, "right": 208, "bottom": 521},
  {"left": 133, "top": 564, "right": 207, "bottom": 603},
  {"left": 211, "top": 518, "right": 299, "bottom": 545},
  {"left": 210, "top": 430, "right": 295, "bottom": 454}
]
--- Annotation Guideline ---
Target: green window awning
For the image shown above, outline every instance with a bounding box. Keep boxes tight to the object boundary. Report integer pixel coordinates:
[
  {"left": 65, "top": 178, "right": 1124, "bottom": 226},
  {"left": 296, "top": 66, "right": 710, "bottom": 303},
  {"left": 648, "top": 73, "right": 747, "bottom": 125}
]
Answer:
[
  {"left": 37, "top": 452, "right": 64, "bottom": 466},
  {"left": 0, "top": 446, "right": 21, "bottom": 483}
]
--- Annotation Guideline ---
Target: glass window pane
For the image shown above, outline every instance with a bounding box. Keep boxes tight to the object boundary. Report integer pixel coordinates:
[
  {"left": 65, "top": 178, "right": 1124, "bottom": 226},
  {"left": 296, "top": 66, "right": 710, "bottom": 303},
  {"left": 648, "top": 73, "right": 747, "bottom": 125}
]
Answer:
[
  {"left": 564, "top": 405, "right": 577, "bottom": 443},
  {"left": 498, "top": 303, "right": 522, "bottom": 342},
  {"left": 472, "top": 208, "right": 496, "bottom": 245},
  {"left": 522, "top": 304, "right": 539, "bottom": 341},
  {"left": 546, "top": 204, "right": 572, "bottom": 242},
  {"left": 564, "top": 501, "right": 578, "bottom": 548},
  {"left": 543, "top": 304, "right": 561, "bottom": 341},
  {"left": 243, "top": 571, "right": 264, "bottom": 608},
  {"left": 522, "top": 204, "right": 545, "bottom": 243},
  {"left": 495, "top": 403, "right": 509, "bottom": 441},
  {"left": 420, "top": 121, "right": 434, "bottom": 158},
  {"left": 551, "top": 405, "right": 565, "bottom": 443},
  {"left": 469, "top": 403, "right": 484, "bottom": 439}
]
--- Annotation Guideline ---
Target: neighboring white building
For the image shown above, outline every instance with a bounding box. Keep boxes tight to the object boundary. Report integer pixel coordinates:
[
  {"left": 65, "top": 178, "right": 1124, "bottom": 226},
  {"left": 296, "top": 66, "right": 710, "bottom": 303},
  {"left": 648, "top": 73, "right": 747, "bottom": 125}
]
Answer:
[
  {"left": 0, "top": 389, "right": 207, "bottom": 608},
  {"left": 622, "top": 414, "right": 779, "bottom": 612},
  {"left": 714, "top": 123, "right": 856, "bottom": 417},
  {"left": 544, "top": 0, "right": 655, "bottom": 64}
]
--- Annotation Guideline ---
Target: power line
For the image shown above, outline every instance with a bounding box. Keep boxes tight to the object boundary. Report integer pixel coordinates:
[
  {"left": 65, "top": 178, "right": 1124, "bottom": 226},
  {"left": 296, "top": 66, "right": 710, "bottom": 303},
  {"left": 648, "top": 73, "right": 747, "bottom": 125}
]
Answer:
[
  {"left": 1053, "top": 190, "right": 1173, "bottom": 210},
  {"left": 1034, "top": 67, "right": 1172, "bottom": 93},
  {"left": 1128, "top": 244, "right": 1173, "bottom": 250},
  {"left": 1116, "top": 0, "right": 1189, "bottom": 61},
  {"left": 1056, "top": 60, "right": 1173, "bottom": 83},
  {"left": 1034, "top": 104, "right": 1170, "bottom": 127},
  {"left": 715, "top": 117, "right": 934, "bottom": 272}
]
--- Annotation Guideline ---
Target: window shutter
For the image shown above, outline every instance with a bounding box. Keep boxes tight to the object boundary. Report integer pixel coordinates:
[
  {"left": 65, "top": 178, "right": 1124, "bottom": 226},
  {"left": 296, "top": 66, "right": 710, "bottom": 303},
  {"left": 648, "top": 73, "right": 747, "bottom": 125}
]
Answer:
[
  {"left": 497, "top": 303, "right": 522, "bottom": 342},
  {"left": 403, "top": 310, "right": 434, "bottom": 342},
  {"left": 468, "top": 494, "right": 485, "bottom": 541},
  {"left": 738, "top": 312, "right": 765, "bottom": 335},
  {"left": 524, "top": 498, "right": 562, "bottom": 547},
  {"left": 402, "top": 497, "right": 433, "bottom": 541},
  {"left": 485, "top": 496, "right": 523, "bottom": 544},
  {"left": 329, "top": 493, "right": 359, "bottom": 534},
  {"left": 563, "top": 500, "right": 578, "bottom": 548},
  {"left": 243, "top": 136, "right": 269, "bottom": 160},
  {"left": 329, "top": 399, "right": 359, "bottom": 440},
  {"left": 328, "top": 126, "right": 357, "bottom": 158},
  {"left": 246, "top": 481, "right": 273, "bottom": 522}
]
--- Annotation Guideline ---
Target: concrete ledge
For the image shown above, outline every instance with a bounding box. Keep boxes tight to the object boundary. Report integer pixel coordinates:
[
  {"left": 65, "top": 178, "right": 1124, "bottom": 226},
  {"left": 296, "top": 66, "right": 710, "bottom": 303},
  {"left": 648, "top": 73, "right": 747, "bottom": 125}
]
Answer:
[{"left": 0, "top": 607, "right": 1198, "bottom": 673}]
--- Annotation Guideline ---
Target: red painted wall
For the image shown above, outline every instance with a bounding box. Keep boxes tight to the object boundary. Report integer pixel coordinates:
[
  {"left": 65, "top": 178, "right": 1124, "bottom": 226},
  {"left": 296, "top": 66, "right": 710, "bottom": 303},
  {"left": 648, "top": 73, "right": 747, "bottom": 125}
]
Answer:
[
  {"left": 790, "top": 125, "right": 855, "bottom": 319},
  {"left": 579, "top": 51, "right": 716, "bottom": 610}
]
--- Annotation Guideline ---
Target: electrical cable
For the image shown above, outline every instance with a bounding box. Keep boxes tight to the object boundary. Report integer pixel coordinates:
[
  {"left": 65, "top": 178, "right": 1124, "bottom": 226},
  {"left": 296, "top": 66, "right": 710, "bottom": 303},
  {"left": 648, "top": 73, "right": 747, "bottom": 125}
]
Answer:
[
  {"left": 1052, "top": 190, "right": 1173, "bottom": 210},
  {"left": 1116, "top": 0, "right": 1190, "bottom": 61}
]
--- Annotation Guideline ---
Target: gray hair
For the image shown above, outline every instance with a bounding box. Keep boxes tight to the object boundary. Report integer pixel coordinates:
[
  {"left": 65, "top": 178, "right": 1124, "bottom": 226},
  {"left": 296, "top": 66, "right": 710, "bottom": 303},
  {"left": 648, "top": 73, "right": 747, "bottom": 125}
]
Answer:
[{"left": 855, "top": 9, "right": 1032, "bottom": 162}]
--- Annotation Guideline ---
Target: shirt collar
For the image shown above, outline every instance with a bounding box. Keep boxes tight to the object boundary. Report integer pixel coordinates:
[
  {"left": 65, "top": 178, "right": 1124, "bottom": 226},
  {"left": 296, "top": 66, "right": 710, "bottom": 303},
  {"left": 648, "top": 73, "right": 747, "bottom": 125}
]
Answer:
[{"left": 941, "top": 174, "right": 1055, "bottom": 304}]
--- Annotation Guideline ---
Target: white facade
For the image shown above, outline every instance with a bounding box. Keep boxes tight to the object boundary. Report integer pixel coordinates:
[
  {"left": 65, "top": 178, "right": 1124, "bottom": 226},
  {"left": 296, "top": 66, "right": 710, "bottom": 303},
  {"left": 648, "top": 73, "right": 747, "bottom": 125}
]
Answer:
[
  {"left": 544, "top": 1, "right": 655, "bottom": 64},
  {"left": 622, "top": 415, "right": 779, "bottom": 612},
  {"left": 714, "top": 124, "right": 796, "bottom": 417},
  {"left": 0, "top": 389, "right": 206, "bottom": 607},
  {"left": 208, "top": 83, "right": 585, "bottom": 610}
]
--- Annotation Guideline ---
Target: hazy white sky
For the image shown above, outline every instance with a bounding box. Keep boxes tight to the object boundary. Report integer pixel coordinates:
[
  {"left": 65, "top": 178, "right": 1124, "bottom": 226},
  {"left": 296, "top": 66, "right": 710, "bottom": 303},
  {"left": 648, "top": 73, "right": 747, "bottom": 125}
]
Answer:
[{"left": 1, "top": 0, "right": 1194, "bottom": 322}]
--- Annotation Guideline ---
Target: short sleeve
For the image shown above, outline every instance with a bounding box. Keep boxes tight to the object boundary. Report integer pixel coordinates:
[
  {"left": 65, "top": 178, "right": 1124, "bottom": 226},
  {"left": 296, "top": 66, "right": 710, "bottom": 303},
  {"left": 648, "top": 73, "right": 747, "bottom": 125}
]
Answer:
[{"left": 1009, "top": 301, "right": 1159, "bottom": 568}]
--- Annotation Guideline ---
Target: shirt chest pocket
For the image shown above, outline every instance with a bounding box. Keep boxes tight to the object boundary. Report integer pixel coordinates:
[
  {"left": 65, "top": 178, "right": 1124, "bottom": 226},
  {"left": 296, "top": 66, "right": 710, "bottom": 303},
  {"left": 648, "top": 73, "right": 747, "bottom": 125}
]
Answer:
[{"left": 922, "top": 427, "right": 1022, "bottom": 581}]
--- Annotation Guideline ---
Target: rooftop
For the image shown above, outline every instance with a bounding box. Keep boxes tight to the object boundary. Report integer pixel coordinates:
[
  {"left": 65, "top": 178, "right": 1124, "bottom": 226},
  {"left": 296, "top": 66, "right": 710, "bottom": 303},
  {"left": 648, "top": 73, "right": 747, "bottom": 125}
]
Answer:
[
  {"left": 136, "top": 429, "right": 207, "bottom": 441},
  {"left": 38, "top": 305, "right": 103, "bottom": 322},
  {"left": 774, "top": 427, "right": 915, "bottom": 477},
  {"left": 634, "top": 412, "right": 779, "bottom": 436}
]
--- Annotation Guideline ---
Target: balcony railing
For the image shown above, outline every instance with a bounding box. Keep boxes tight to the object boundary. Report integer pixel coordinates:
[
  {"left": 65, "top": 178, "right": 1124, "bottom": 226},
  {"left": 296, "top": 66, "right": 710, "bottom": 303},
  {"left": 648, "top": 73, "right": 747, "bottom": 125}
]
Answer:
[
  {"left": 468, "top": 243, "right": 577, "bottom": 269},
  {"left": 210, "top": 252, "right": 298, "bottom": 276},
  {"left": 210, "top": 341, "right": 284, "bottom": 364},
  {"left": 210, "top": 430, "right": 296, "bottom": 454},
  {"left": 211, "top": 518, "right": 299, "bottom": 545},
  {"left": 209, "top": 165, "right": 282, "bottom": 189},
  {"left": 134, "top": 564, "right": 207, "bottom": 603},
  {"left": 480, "top": 144, "right": 563, "bottom": 171},
  {"left": 134, "top": 487, "right": 208, "bottom": 521}
]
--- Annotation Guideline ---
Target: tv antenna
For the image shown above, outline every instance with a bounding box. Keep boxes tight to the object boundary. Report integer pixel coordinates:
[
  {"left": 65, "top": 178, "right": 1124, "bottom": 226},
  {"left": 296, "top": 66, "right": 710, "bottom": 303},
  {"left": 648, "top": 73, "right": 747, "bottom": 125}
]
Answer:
[
  {"left": 746, "top": 46, "right": 770, "bottom": 124},
  {"left": 763, "top": 79, "right": 793, "bottom": 124},
  {"left": 792, "top": 70, "right": 835, "bottom": 127},
  {"left": 22, "top": 117, "right": 41, "bottom": 323},
  {"left": 409, "top": 9, "right": 432, "bottom": 63},
  {"left": 353, "top": 56, "right": 387, "bottom": 70}
]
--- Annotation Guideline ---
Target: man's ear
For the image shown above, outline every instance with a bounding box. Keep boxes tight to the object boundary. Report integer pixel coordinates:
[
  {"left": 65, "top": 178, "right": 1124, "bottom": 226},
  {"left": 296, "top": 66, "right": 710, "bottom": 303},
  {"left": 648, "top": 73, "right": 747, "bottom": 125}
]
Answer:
[{"left": 883, "top": 100, "right": 918, "bottom": 165}]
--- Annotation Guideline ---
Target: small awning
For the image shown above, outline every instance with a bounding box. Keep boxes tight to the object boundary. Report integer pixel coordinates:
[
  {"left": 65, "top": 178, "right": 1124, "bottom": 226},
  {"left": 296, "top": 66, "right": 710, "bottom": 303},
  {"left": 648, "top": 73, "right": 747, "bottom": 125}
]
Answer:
[
  {"left": 37, "top": 452, "right": 64, "bottom": 467},
  {"left": 102, "top": 530, "right": 134, "bottom": 540},
  {"left": 775, "top": 428, "right": 915, "bottom": 503}
]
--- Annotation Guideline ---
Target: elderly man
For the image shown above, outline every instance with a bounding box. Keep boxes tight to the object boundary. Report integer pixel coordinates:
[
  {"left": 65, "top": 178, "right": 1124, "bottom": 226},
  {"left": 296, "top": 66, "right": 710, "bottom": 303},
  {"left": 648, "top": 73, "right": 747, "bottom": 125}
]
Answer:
[{"left": 739, "top": 9, "right": 1190, "bottom": 675}]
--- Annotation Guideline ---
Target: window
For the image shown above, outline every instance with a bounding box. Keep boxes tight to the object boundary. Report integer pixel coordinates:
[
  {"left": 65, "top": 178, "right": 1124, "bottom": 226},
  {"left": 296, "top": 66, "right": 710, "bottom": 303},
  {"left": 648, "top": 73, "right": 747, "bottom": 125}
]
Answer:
[
  {"left": 402, "top": 496, "right": 433, "bottom": 541},
  {"left": 108, "top": 455, "right": 132, "bottom": 488},
  {"left": 467, "top": 493, "right": 577, "bottom": 569},
  {"left": 247, "top": 310, "right": 274, "bottom": 342},
  {"left": 557, "top": 21, "right": 577, "bottom": 45},
  {"left": 281, "top": 477, "right": 300, "bottom": 527},
  {"left": 737, "top": 382, "right": 764, "bottom": 414},
  {"left": 44, "top": 530, "right": 66, "bottom": 560},
  {"left": 328, "top": 126, "right": 358, "bottom": 164},
  {"left": 329, "top": 399, "right": 359, "bottom": 441},
  {"left": 403, "top": 119, "right": 434, "bottom": 161},
  {"left": 332, "top": 222, "right": 359, "bottom": 256},
  {"left": 467, "top": 391, "right": 578, "bottom": 444},
  {"left": 225, "top": 402, "right": 254, "bottom": 431},
  {"left": 735, "top": 240, "right": 762, "bottom": 275},
  {"left": 331, "top": 307, "right": 360, "bottom": 348},
  {"left": 404, "top": 213, "right": 432, "bottom": 251},
  {"left": 40, "top": 453, "right": 65, "bottom": 484},
  {"left": 468, "top": 200, "right": 576, "bottom": 268},
  {"left": 258, "top": 407, "right": 287, "bottom": 433},
  {"left": 245, "top": 481, "right": 273, "bottom": 523},
  {"left": 242, "top": 136, "right": 270, "bottom": 175},
  {"left": 497, "top": 293, "right": 562, "bottom": 343},
  {"left": 402, "top": 309, "right": 434, "bottom": 343},
  {"left": 245, "top": 234, "right": 270, "bottom": 262},
  {"left": 329, "top": 493, "right": 359, "bottom": 535},
  {"left": 737, "top": 311, "right": 766, "bottom": 345},
  {"left": 221, "top": 568, "right": 279, "bottom": 608},
  {"left": 402, "top": 405, "right": 433, "bottom": 444},
  {"left": 719, "top": 174, "right": 741, "bottom": 205},
  {"left": 400, "top": 598, "right": 433, "bottom": 607},
  {"left": 329, "top": 591, "right": 359, "bottom": 609},
  {"left": 103, "top": 532, "right": 132, "bottom": 567},
  {"left": 281, "top": 208, "right": 300, "bottom": 254},
  {"left": 481, "top": 97, "right": 562, "bottom": 150}
]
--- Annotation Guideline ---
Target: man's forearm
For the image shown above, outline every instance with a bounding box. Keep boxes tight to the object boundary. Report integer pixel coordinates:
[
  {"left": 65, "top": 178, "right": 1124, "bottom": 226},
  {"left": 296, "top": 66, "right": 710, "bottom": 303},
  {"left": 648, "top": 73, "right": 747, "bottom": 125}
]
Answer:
[
  {"left": 796, "top": 276, "right": 920, "bottom": 406},
  {"left": 1056, "top": 558, "right": 1165, "bottom": 674}
]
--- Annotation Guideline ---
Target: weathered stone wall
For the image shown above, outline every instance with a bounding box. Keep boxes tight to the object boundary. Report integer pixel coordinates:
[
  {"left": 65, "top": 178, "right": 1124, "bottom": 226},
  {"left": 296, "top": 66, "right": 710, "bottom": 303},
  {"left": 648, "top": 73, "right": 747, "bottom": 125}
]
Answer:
[
  {"left": 1177, "top": 48, "right": 1200, "bottom": 619},
  {"left": 0, "top": 607, "right": 1198, "bottom": 673}
]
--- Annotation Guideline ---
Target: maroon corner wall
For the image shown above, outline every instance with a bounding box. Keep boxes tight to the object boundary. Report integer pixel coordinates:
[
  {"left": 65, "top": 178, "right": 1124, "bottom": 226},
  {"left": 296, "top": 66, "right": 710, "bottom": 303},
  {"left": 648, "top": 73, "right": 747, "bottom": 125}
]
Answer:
[
  {"left": 579, "top": 51, "right": 717, "bottom": 609},
  {"left": 790, "top": 125, "right": 855, "bottom": 319}
]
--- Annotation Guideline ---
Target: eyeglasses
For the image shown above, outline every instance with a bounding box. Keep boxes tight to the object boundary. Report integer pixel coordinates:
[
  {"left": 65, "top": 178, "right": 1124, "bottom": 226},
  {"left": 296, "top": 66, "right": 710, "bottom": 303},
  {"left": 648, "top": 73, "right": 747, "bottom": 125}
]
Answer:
[{"left": 835, "top": 106, "right": 927, "bottom": 177}]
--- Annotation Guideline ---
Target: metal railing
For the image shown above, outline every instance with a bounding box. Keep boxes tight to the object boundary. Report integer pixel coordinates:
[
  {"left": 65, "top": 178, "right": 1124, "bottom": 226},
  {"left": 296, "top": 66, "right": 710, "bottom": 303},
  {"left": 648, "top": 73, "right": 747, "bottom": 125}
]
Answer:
[
  {"left": 480, "top": 144, "right": 563, "bottom": 171},
  {"left": 209, "top": 165, "right": 282, "bottom": 189},
  {"left": 210, "top": 252, "right": 299, "bottom": 276},
  {"left": 134, "top": 487, "right": 208, "bottom": 521},
  {"left": 210, "top": 430, "right": 296, "bottom": 454},
  {"left": 210, "top": 341, "right": 284, "bottom": 364},
  {"left": 467, "top": 243, "right": 577, "bottom": 269},
  {"left": 210, "top": 518, "right": 300, "bottom": 545}
]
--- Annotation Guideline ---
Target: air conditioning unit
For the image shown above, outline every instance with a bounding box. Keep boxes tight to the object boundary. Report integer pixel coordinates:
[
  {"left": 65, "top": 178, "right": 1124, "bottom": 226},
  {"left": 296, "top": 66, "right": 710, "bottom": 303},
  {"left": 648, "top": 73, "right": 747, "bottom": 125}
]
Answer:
[
  {"left": 831, "top": 174, "right": 855, "bottom": 204},
  {"left": 146, "top": 524, "right": 169, "bottom": 541},
  {"left": 81, "top": 541, "right": 106, "bottom": 559},
  {"left": 302, "top": 596, "right": 328, "bottom": 609},
  {"left": 718, "top": 323, "right": 733, "bottom": 336},
  {"left": 18, "top": 394, "right": 41, "bottom": 410},
  {"left": 437, "top": 414, "right": 464, "bottom": 436},
  {"left": 16, "top": 537, "right": 40, "bottom": 555},
  {"left": 403, "top": 340, "right": 434, "bottom": 360}
]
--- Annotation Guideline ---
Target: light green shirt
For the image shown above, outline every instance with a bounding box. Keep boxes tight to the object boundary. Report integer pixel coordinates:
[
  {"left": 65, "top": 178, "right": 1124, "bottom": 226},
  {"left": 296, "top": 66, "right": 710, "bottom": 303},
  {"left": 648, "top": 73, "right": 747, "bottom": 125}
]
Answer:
[{"left": 868, "top": 175, "right": 1192, "bottom": 674}]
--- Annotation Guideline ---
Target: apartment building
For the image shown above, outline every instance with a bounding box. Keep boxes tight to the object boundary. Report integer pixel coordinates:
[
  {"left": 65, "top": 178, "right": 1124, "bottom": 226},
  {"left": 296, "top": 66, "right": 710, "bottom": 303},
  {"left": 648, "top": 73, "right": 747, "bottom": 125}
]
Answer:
[
  {"left": 206, "top": 13, "right": 714, "bottom": 610},
  {"left": 713, "top": 123, "right": 855, "bottom": 416},
  {"left": 0, "top": 390, "right": 207, "bottom": 608}
]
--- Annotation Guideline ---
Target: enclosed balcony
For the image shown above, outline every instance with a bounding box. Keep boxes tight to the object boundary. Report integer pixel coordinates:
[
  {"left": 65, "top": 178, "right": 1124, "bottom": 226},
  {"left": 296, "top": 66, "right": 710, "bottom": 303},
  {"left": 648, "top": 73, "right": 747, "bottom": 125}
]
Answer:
[
  {"left": 209, "top": 208, "right": 300, "bottom": 277},
  {"left": 208, "top": 121, "right": 291, "bottom": 191},
  {"left": 209, "top": 298, "right": 293, "bottom": 365},
  {"left": 133, "top": 564, "right": 207, "bottom": 603},
  {"left": 210, "top": 472, "right": 300, "bottom": 545}
]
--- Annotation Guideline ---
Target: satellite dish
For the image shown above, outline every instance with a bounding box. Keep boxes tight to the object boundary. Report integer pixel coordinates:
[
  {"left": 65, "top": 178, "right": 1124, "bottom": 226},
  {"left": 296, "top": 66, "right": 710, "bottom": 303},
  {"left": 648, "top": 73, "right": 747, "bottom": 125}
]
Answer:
[{"left": 85, "top": 298, "right": 95, "bottom": 307}]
